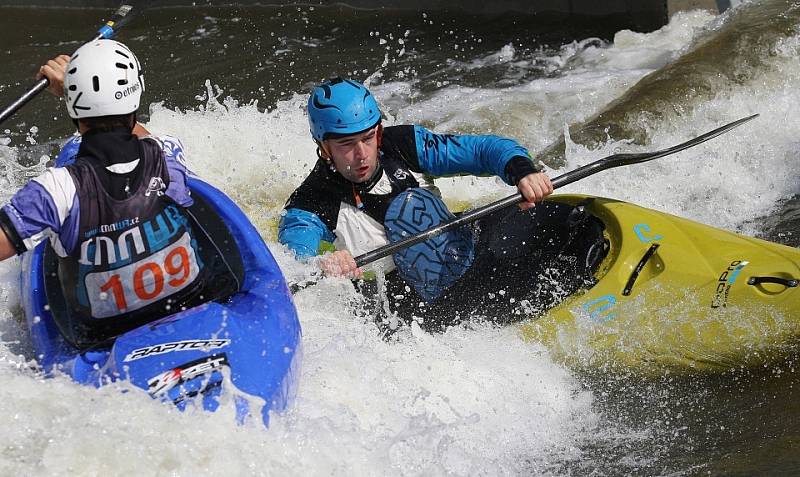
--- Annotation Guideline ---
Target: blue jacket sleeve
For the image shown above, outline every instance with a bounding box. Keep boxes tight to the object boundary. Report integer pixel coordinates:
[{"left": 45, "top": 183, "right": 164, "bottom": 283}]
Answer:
[
  {"left": 278, "top": 208, "right": 336, "bottom": 259},
  {"left": 413, "top": 125, "right": 532, "bottom": 185},
  {"left": 55, "top": 135, "right": 81, "bottom": 167},
  {"left": 156, "top": 135, "right": 194, "bottom": 207}
]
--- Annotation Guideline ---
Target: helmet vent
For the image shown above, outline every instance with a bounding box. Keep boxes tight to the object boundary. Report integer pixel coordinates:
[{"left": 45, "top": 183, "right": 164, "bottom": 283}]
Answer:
[
  {"left": 117, "top": 79, "right": 128, "bottom": 86},
  {"left": 68, "top": 85, "right": 77, "bottom": 91},
  {"left": 68, "top": 67, "right": 77, "bottom": 74},
  {"left": 115, "top": 49, "right": 130, "bottom": 59},
  {"left": 115, "top": 62, "right": 129, "bottom": 70},
  {"left": 92, "top": 76, "right": 100, "bottom": 92}
]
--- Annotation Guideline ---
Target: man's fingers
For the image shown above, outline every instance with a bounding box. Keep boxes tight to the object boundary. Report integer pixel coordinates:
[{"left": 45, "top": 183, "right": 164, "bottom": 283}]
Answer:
[
  {"left": 320, "top": 258, "right": 336, "bottom": 276},
  {"left": 35, "top": 57, "right": 70, "bottom": 96},
  {"left": 543, "top": 176, "right": 554, "bottom": 194},
  {"left": 532, "top": 182, "right": 545, "bottom": 201},
  {"left": 522, "top": 180, "right": 544, "bottom": 203},
  {"left": 517, "top": 173, "right": 554, "bottom": 210},
  {"left": 349, "top": 267, "right": 364, "bottom": 279},
  {"left": 320, "top": 251, "right": 362, "bottom": 278}
]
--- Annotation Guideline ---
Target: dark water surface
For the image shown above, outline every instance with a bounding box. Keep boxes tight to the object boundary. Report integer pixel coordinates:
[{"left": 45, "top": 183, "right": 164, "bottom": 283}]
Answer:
[
  {"left": 1, "top": 3, "right": 799, "bottom": 476},
  {"left": 0, "top": 6, "right": 616, "bottom": 144}
]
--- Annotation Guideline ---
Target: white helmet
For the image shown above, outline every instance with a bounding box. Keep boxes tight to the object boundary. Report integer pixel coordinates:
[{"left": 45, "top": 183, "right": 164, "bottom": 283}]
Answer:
[{"left": 63, "top": 40, "right": 145, "bottom": 119}]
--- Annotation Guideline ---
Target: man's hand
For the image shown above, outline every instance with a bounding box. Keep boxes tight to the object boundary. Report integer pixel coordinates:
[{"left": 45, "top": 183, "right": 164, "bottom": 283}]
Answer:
[
  {"left": 35, "top": 55, "right": 70, "bottom": 97},
  {"left": 517, "top": 172, "right": 553, "bottom": 210},
  {"left": 0, "top": 227, "right": 17, "bottom": 262},
  {"left": 320, "top": 250, "right": 363, "bottom": 279}
]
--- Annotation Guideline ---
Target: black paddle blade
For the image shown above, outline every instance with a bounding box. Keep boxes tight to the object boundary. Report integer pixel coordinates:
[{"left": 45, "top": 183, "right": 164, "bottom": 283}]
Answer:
[
  {"left": 94, "top": 5, "right": 138, "bottom": 40},
  {"left": 551, "top": 114, "right": 759, "bottom": 188},
  {"left": 610, "top": 113, "right": 758, "bottom": 164}
]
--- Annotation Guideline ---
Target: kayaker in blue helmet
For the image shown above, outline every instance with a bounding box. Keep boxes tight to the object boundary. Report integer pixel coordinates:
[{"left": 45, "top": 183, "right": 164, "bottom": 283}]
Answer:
[
  {"left": 0, "top": 41, "right": 214, "bottom": 348},
  {"left": 280, "top": 77, "right": 560, "bottom": 317}
]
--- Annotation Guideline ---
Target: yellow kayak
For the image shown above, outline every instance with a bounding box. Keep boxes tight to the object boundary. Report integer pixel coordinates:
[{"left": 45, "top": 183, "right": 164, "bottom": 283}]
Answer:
[{"left": 519, "top": 194, "right": 800, "bottom": 375}]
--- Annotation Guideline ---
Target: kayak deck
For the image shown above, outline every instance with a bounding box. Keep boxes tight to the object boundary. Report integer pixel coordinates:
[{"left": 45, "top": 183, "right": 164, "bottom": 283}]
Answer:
[{"left": 520, "top": 195, "right": 800, "bottom": 374}]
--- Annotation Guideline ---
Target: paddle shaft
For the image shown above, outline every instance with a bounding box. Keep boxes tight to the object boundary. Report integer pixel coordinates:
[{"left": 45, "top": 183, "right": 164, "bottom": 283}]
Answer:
[
  {"left": 354, "top": 114, "right": 759, "bottom": 268},
  {"left": 0, "top": 4, "right": 137, "bottom": 125}
]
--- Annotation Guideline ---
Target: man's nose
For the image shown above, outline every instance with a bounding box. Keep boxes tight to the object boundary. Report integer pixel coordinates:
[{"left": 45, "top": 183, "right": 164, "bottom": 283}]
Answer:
[{"left": 355, "top": 141, "right": 368, "bottom": 160}]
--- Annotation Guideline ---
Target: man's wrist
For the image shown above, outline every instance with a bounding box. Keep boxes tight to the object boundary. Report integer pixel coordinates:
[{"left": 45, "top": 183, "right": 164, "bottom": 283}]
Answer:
[
  {"left": 0, "top": 209, "right": 27, "bottom": 255},
  {"left": 504, "top": 156, "right": 544, "bottom": 185}
]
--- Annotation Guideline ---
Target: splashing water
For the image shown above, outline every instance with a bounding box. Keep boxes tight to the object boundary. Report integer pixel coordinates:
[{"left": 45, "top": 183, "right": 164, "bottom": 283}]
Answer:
[{"left": 0, "top": 4, "right": 799, "bottom": 475}]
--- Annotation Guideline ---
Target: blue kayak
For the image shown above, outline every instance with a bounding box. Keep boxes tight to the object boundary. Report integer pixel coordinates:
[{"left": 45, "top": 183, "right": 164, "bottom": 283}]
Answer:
[{"left": 21, "top": 149, "right": 301, "bottom": 426}]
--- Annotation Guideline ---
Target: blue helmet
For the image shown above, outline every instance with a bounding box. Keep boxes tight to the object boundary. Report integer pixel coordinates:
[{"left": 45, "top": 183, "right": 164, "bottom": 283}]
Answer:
[{"left": 307, "top": 77, "right": 382, "bottom": 141}]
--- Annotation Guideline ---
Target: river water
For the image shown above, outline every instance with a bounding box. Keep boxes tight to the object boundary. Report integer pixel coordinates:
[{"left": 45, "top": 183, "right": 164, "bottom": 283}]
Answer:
[{"left": 0, "top": 2, "right": 799, "bottom": 475}]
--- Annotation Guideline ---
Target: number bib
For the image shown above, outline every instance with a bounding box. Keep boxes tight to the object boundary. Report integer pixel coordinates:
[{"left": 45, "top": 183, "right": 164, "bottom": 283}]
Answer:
[{"left": 85, "top": 232, "right": 200, "bottom": 318}]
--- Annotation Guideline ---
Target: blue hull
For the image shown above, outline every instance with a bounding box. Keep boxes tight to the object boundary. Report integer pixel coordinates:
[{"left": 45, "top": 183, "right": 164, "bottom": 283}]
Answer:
[{"left": 21, "top": 177, "right": 302, "bottom": 426}]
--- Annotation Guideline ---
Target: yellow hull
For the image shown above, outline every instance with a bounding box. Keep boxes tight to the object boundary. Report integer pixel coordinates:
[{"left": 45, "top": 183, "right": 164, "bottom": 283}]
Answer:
[{"left": 519, "top": 195, "right": 800, "bottom": 375}]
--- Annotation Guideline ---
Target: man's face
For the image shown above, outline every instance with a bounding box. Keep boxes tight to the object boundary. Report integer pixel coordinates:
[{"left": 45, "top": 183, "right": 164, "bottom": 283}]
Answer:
[{"left": 324, "top": 125, "right": 381, "bottom": 183}]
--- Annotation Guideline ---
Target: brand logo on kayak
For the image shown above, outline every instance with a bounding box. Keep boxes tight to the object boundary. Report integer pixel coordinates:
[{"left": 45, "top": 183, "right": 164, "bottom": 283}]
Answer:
[
  {"left": 124, "top": 339, "right": 231, "bottom": 362},
  {"left": 583, "top": 294, "right": 617, "bottom": 322},
  {"left": 711, "top": 260, "right": 748, "bottom": 308},
  {"left": 634, "top": 223, "right": 663, "bottom": 243},
  {"left": 147, "top": 353, "right": 229, "bottom": 398},
  {"left": 114, "top": 82, "right": 140, "bottom": 100}
]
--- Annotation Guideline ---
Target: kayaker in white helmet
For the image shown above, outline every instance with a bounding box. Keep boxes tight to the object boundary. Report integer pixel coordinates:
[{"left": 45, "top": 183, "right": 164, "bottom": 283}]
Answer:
[
  {"left": 0, "top": 40, "right": 214, "bottom": 349},
  {"left": 279, "top": 78, "right": 588, "bottom": 329}
]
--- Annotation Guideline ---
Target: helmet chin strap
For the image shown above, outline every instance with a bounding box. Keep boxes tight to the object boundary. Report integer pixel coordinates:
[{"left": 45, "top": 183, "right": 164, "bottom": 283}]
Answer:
[
  {"left": 316, "top": 140, "right": 331, "bottom": 160},
  {"left": 315, "top": 141, "right": 336, "bottom": 174}
]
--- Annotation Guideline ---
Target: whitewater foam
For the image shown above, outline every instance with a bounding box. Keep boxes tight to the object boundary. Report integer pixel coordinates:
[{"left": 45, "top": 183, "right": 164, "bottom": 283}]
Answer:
[{"left": 1, "top": 5, "right": 797, "bottom": 474}]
